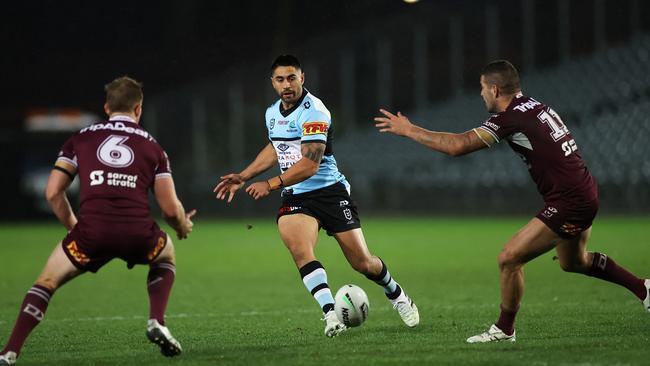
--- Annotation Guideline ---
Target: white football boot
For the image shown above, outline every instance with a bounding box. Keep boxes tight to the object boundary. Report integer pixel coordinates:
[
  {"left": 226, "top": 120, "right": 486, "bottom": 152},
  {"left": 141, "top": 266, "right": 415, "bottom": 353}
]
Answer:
[
  {"left": 391, "top": 291, "right": 419, "bottom": 327},
  {"left": 0, "top": 352, "right": 16, "bottom": 365},
  {"left": 146, "top": 319, "right": 182, "bottom": 357},
  {"left": 323, "top": 310, "right": 346, "bottom": 337},
  {"left": 466, "top": 324, "right": 516, "bottom": 343},
  {"left": 642, "top": 279, "right": 650, "bottom": 313}
]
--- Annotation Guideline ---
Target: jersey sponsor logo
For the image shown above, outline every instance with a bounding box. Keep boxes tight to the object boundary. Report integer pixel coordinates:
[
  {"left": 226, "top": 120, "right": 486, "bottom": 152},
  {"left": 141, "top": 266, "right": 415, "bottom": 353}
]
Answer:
[
  {"left": 278, "top": 120, "right": 289, "bottom": 125},
  {"left": 89, "top": 170, "right": 138, "bottom": 189},
  {"left": 513, "top": 98, "right": 541, "bottom": 112},
  {"left": 277, "top": 143, "right": 290, "bottom": 152},
  {"left": 81, "top": 121, "right": 154, "bottom": 141},
  {"left": 66, "top": 240, "right": 90, "bottom": 265},
  {"left": 302, "top": 122, "right": 328, "bottom": 135}
]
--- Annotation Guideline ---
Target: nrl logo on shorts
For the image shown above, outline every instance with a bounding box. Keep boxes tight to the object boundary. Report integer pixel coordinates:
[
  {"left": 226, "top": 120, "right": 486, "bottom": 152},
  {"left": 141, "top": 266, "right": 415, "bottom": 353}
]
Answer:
[
  {"left": 343, "top": 208, "right": 352, "bottom": 220},
  {"left": 277, "top": 143, "right": 290, "bottom": 152}
]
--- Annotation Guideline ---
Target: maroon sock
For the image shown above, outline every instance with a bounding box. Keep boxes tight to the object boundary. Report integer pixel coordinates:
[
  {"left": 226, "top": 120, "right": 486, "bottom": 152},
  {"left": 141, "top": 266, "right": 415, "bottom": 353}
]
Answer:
[
  {"left": 495, "top": 305, "right": 518, "bottom": 336},
  {"left": 147, "top": 262, "right": 176, "bottom": 325},
  {"left": 587, "top": 252, "right": 646, "bottom": 300},
  {"left": 1, "top": 285, "right": 52, "bottom": 356}
]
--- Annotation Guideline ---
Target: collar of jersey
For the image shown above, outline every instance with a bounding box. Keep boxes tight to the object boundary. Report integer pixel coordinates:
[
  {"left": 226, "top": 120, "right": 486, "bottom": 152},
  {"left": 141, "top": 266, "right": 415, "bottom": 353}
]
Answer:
[
  {"left": 109, "top": 115, "right": 137, "bottom": 123},
  {"left": 279, "top": 89, "right": 309, "bottom": 117}
]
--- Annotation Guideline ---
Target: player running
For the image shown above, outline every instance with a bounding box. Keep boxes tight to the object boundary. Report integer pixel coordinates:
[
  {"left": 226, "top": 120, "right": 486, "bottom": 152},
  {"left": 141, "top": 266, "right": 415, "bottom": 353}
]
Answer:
[
  {"left": 374, "top": 60, "right": 650, "bottom": 343},
  {"left": 0, "top": 77, "right": 195, "bottom": 365},
  {"left": 214, "top": 55, "right": 419, "bottom": 337}
]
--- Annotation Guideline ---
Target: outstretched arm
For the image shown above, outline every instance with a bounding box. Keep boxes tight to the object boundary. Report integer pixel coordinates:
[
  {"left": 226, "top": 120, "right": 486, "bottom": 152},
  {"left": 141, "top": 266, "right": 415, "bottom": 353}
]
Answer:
[
  {"left": 245, "top": 142, "right": 324, "bottom": 200},
  {"left": 214, "top": 143, "right": 277, "bottom": 202},
  {"left": 374, "top": 109, "right": 494, "bottom": 156}
]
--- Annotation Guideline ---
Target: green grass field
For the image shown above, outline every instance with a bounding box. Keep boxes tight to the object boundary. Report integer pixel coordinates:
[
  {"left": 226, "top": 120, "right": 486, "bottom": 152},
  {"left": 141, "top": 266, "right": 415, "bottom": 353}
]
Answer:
[{"left": 1, "top": 217, "right": 649, "bottom": 365}]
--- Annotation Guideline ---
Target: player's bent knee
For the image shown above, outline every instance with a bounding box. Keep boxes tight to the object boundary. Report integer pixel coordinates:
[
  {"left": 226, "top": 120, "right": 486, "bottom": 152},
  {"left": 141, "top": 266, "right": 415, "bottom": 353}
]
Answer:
[
  {"left": 153, "top": 235, "right": 176, "bottom": 265},
  {"left": 497, "top": 249, "right": 522, "bottom": 270}
]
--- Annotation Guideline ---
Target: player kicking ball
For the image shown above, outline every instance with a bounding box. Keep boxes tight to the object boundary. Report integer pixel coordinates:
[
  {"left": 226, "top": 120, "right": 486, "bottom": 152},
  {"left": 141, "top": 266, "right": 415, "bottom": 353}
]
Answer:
[
  {"left": 374, "top": 60, "right": 650, "bottom": 343},
  {"left": 0, "top": 77, "right": 195, "bottom": 365},
  {"left": 214, "top": 55, "right": 419, "bottom": 337}
]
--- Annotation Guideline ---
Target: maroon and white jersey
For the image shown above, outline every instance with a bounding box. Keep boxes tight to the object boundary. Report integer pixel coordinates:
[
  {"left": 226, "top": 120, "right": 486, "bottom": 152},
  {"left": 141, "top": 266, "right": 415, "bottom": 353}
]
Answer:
[
  {"left": 477, "top": 94, "right": 597, "bottom": 203},
  {"left": 55, "top": 115, "right": 171, "bottom": 222}
]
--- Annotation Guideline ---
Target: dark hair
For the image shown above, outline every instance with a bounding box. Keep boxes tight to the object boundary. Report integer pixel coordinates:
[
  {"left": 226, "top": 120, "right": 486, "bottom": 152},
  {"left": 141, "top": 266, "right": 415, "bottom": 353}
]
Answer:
[
  {"left": 481, "top": 60, "right": 521, "bottom": 95},
  {"left": 270, "top": 54, "right": 301, "bottom": 73},
  {"left": 104, "top": 76, "right": 143, "bottom": 113}
]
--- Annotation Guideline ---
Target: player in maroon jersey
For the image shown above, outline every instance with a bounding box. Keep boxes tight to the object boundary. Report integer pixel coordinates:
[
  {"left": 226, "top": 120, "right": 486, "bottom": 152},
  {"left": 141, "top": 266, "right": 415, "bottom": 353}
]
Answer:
[
  {"left": 0, "top": 77, "right": 195, "bottom": 365},
  {"left": 373, "top": 60, "right": 649, "bottom": 343}
]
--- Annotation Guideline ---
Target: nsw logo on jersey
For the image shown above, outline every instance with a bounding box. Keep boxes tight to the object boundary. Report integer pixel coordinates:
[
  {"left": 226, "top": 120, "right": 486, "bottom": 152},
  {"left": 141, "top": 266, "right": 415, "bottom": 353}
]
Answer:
[{"left": 302, "top": 122, "right": 328, "bottom": 136}]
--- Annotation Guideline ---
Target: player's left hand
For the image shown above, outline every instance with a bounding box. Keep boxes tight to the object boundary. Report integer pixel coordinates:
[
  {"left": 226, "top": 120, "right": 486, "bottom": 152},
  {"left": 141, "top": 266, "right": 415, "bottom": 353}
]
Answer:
[
  {"left": 374, "top": 109, "right": 414, "bottom": 137},
  {"left": 246, "top": 181, "right": 271, "bottom": 200}
]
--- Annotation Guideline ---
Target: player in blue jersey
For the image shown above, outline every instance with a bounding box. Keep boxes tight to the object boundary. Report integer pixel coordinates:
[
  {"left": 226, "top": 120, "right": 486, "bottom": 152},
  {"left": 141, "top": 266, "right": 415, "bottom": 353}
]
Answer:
[{"left": 214, "top": 55, "right": 419, "bottom": 337}]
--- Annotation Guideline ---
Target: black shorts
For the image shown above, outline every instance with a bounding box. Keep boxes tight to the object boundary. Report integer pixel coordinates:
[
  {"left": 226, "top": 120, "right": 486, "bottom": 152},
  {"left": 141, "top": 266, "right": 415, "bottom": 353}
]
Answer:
[
  {"left": 61, "top": 218, "right": 168, "bottom": 273},
  {"left": 276, "top": 182, "right": 361, "bottom": 235}
]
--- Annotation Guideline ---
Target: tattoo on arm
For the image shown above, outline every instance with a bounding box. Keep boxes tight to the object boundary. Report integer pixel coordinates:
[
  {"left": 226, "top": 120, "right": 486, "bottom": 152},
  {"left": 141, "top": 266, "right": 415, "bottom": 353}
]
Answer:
[{"left": 302, "top": 143, "right": 325, "bottom": 163}]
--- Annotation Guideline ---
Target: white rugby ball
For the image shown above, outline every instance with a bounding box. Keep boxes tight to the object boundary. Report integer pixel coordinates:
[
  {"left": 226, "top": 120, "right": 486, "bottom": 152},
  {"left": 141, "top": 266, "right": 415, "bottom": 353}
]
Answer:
[{"left": 334, "top": 284, "right": 369, "bottom": 327}]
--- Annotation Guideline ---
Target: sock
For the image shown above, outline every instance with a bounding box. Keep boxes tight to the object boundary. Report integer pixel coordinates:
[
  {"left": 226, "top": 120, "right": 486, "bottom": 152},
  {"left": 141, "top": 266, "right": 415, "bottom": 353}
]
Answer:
[
  {"left": 1, "top": 285, "right": 52, "bottom": 356},
  {"left": 495, "top": 304, "right": 518, "bottom": 336},
  {"left": 147, "top": 262, "right": 176, "bottom": 325},
  {"left": 299, "top": 261, "right": 335, "bottom": 314},
  {"left": 365, "top": 259, "right": 403, "bottom": 300},
  {"left": 587, "top": 252, "right": 646, "bottom": 300}
]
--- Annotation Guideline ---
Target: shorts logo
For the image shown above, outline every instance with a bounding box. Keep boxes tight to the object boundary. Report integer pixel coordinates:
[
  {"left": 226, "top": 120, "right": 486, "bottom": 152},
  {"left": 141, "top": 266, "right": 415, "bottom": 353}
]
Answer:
[
  {"left": 339, "top": 200, "right": 349, "bottom": 207},
  {"left": 279, "top": 206, "right": 301, "bottom": 215},
  {"left": 343, "top": 208, "right": 352, "bottom": 220},
  {"left": 541, "top": 206, "right": 558, "bottom": 219},
  {"left": 302, "top": 122, "right": 328, "bottom": 136},
  {"left": 147, "top": 236, "right": 166, "bottom": 261},
  {"left": 560, "top": 222, "right": 582, "bottom": 236},
  {"left": 277, "top": 143, "right": 290, "bottom": 152},
  {"left": 23, "top": 304, "right": 44, "bottom": 321},
  {"left": 66, "top": 240, "right": 90, "bottom": 265}
]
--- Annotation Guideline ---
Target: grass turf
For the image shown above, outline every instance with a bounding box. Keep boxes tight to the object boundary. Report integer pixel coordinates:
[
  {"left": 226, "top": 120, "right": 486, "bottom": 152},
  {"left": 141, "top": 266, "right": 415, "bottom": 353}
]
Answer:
[{"left": 0, "top": 216, "right": 648, "bottom": 365}]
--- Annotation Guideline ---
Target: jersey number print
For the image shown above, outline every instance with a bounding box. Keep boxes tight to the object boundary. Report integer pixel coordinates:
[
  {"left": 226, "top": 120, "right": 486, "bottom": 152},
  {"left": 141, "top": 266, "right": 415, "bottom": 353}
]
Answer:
[{"left": 97, "top": 135, "right": 135, "bottom": 167}]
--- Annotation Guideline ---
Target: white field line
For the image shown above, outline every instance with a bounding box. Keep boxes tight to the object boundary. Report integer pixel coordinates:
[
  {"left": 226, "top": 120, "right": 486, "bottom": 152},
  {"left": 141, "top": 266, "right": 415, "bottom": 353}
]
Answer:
[{"left": 0, "top": 299, "right": 640, "bottom": 325}]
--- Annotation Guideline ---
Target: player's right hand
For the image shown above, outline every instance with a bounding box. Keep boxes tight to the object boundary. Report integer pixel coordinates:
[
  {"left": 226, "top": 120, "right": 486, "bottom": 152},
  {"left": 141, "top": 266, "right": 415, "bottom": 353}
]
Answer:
[
  {"left": 214, "top": 174, "right": 246, "bottom": 203},
  {"left": 177, "top": 209, "right": 197, "bottom": 239}
]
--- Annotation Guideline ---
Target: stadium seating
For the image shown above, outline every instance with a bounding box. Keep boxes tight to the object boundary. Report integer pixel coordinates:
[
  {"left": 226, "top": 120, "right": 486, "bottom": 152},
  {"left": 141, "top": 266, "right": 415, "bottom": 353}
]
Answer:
[{"left": 336, "top": 34, "right": 650, "bottom": 213}]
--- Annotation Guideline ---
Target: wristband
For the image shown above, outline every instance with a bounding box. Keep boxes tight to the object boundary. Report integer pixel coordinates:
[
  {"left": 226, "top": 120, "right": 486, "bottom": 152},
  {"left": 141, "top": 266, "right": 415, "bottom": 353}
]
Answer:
[{"left": 267, "top": 176, "right": 284, "bottom": 190}]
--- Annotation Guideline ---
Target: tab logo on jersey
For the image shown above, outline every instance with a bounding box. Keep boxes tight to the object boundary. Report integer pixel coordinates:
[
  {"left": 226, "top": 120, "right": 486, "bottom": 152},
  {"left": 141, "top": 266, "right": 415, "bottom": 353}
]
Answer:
[{"left": 302, "top": 122, "right": 328, "bottom": 135}]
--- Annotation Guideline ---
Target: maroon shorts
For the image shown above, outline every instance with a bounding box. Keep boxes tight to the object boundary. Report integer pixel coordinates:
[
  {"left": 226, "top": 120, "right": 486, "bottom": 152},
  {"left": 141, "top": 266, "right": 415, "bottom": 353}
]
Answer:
[
  {"left": 535, "top": 198, "right": 599, "bottom": 239},
  {"left": 61, "top": 218, "right": 168, "bottom": 273}
]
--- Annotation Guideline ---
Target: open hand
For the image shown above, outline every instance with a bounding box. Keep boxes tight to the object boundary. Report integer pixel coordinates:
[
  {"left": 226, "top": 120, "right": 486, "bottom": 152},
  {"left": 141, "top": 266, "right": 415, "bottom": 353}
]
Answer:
[
  {"left": 245, "top": 181, "right": 271, "bottom": 200},
  {"left": 214, "top": 174, "right": 246, "bottom": 203},
  {"left": 374, "top": 109, "right": 414, "bottom": 137}
]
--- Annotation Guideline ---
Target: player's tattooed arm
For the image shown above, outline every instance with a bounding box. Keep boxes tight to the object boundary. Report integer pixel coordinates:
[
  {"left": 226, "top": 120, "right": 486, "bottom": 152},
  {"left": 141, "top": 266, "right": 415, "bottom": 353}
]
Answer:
[
  {"left": 301, "top": 142, "right": 325, "bottom": 163},
  {"left": 244, "top": 142, "right": 325, "bottom": 199},
  {"left": 374, "top": 109, "right": 488, "bottom": 156}
]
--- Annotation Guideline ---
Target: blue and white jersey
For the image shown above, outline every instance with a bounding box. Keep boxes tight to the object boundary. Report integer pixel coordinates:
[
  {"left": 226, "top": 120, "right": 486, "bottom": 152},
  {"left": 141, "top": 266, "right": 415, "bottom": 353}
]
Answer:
[{"left": 265, "top": 90, "right": 348, "bottom": 195}]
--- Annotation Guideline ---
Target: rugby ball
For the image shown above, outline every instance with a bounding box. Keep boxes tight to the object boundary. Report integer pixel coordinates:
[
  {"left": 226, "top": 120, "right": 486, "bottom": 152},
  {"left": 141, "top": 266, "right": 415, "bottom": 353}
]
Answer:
[{"left": 334, "top": 284, "right": 369, "bottom": 327}]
